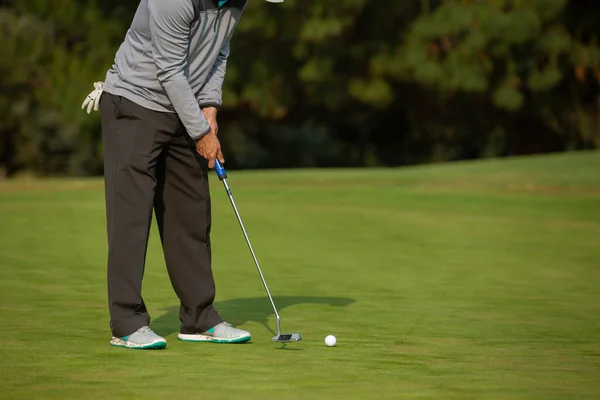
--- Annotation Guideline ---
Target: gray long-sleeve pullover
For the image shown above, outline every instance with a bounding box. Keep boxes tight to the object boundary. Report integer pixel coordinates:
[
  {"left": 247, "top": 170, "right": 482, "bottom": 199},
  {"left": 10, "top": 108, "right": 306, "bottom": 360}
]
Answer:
[{"left": 102, "top": 0, "right": 248, "bottom": 140}]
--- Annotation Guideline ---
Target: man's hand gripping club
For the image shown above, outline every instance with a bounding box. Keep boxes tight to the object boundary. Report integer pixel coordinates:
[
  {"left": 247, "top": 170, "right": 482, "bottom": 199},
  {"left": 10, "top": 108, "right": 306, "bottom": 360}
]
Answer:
[{"left": 195, "top": 106, "right": 224, "bottom": 169}]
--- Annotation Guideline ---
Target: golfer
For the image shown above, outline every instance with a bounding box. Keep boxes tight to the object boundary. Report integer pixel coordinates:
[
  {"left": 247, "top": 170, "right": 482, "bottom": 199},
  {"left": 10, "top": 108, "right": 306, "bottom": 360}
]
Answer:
[{"left": 82, "top": 0, "right": 283, "bottom": 349}]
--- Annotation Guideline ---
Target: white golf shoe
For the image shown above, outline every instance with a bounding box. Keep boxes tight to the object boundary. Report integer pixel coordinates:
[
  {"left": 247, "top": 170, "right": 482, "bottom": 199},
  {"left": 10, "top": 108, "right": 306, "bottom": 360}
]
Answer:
[
  {"left": 110, "top": 326, "right": 167, "bottom": 350},
  {"left": 178, "top": 322, "right": 251, "bottom": 344}
]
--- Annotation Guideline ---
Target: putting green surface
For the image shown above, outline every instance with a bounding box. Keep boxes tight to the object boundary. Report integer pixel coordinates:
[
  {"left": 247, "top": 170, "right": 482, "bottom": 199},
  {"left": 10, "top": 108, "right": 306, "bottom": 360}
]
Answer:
[{"left": 1, "top": 151, "right": 599, "bottom": 399}]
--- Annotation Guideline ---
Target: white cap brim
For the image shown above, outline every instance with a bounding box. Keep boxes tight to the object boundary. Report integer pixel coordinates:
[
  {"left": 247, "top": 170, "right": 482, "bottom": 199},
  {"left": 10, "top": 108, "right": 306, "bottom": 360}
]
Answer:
[{"left": 265, "top": 0, "right": 284, "bottom": 2}]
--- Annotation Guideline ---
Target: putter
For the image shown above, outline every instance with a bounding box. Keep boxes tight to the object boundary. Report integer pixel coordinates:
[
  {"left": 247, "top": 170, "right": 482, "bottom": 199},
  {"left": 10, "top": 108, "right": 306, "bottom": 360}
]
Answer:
[{"left": 214, "top": 160, "right": 302, "bottom": 343}]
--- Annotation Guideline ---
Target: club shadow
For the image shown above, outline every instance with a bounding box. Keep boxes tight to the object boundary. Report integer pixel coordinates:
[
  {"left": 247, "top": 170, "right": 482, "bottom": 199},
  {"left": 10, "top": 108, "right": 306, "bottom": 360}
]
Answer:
[{"left": 152, "top": 295, "right": 356, "bottom": 337}]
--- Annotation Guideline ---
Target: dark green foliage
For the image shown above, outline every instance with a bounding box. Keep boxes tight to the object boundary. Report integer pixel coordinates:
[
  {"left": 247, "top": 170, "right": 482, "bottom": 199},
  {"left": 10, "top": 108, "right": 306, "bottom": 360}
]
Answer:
[{"left": 0, "top": 0, "right": 598, "bottom": 176}]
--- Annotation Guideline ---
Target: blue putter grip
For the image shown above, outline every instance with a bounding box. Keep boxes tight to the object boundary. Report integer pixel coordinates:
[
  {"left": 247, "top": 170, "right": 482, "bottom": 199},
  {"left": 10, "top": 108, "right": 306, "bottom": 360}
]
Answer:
[{"left": 215, "top": 159, "right": 227, "bottom": 180}]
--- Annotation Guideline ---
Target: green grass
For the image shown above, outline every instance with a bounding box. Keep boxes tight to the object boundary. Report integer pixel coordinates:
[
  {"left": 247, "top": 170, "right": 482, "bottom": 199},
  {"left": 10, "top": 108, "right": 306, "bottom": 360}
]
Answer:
[{"left": 1, "top": 151, "right": 599, "bottom": 400}]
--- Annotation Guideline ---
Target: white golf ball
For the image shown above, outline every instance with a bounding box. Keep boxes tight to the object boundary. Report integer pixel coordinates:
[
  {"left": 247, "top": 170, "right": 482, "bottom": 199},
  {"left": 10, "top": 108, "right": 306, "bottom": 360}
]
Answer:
[{"left": 325, "top": 335, "right": 337, "bottom": 347}]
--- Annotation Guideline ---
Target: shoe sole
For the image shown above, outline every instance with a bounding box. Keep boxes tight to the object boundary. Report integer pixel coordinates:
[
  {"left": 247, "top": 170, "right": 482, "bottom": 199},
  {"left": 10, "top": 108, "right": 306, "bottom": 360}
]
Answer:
[
  {"left": 110, "top": 337, "right": 167, "bottom": 350},
  {"left": 177, "top": 333, "right": 251, "bottom": 344}
]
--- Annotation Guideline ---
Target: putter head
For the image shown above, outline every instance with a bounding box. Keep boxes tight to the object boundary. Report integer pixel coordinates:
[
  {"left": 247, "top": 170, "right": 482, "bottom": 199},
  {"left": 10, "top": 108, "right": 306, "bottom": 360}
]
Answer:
[{"left": 272, "top": 333, "right": 302, "bottom": 343}]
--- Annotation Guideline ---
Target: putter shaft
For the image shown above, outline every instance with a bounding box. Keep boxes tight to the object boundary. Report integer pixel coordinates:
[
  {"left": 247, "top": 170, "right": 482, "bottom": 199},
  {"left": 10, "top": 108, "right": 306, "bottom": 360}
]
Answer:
[
  {"left": 214, "top": 161, "right": 300, "bottom": 343},
  {"left": 220, "top": 177, "right": 282, "bottom": 335}
]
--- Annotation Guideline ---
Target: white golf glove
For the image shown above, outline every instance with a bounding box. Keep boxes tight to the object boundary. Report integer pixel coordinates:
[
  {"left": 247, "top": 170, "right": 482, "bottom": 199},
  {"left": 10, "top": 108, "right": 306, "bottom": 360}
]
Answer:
[{"left": 81, "top": 81, "right": 104, "bottom": 114}]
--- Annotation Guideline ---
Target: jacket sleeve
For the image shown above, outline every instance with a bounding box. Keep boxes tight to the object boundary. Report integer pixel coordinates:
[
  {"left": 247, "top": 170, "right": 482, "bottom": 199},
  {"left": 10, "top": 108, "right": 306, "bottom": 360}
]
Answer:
[
  {"left": 196, "top": 40, "right": 230, "bottom": 110},
  {"left": 148, "top": 0, "right": 211, "bottom": 140}
]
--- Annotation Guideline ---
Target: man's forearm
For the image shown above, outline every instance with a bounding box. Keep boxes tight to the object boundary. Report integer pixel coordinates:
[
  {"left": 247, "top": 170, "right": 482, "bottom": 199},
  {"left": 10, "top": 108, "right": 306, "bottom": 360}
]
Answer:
[
  {"left": 197, "top": 41, "right": 230, "bottom": 110},
  {"left": 148, "top": 0, "right": 211, "bottom": 140},
  {"left": 202, "top": 106, "right": 218, "bottom": 120}
]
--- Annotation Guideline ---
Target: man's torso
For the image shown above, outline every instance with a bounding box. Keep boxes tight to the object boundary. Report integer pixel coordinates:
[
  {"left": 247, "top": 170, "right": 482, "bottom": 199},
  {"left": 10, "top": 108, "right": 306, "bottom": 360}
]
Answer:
[{"left": 103, "top": 0, "right": 247, "bottom": 113}]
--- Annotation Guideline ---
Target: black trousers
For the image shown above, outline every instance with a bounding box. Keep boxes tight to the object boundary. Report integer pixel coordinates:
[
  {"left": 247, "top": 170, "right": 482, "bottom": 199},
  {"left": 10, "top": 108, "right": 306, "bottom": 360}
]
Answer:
[{"left": 99, "top": 92, "right": 222, "bottom": 338}]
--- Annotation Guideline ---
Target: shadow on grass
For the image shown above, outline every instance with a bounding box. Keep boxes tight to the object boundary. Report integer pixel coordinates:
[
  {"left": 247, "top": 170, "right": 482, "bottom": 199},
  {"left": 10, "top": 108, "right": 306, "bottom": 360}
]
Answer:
[{"left": 152, "top": 295, "right": 355, "bottom": 337}]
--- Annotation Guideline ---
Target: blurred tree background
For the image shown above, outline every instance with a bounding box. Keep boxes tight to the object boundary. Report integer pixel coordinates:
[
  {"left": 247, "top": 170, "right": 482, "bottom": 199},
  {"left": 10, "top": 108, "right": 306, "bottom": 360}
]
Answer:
[{"left": 0, "top": 0, "right": 598, "bottom": 177}]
